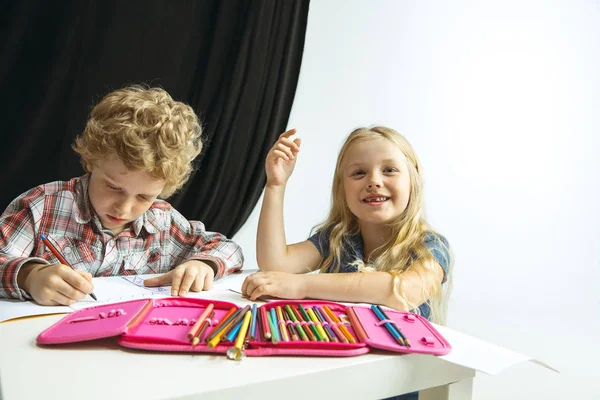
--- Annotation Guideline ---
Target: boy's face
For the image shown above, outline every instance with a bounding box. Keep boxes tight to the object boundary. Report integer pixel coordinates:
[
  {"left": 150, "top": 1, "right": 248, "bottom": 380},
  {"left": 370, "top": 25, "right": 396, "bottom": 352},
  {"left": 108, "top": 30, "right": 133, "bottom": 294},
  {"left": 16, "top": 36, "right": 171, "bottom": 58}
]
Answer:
[{"left": 87, "top": 155, "right": 165, "bottom": 235}]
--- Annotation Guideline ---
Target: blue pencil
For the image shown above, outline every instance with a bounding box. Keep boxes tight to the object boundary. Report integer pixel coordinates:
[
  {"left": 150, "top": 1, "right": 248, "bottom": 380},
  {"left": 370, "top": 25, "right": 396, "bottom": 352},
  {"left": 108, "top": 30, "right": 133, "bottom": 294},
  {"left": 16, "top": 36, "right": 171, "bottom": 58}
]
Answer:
[
  {"left": 225, "top": 319, "right": 244, "bottom": 342},
  {"left": 248, "top": 303, "right": 258, "bottom": 341},
  {"left": 269, "top": 308, "right": 281, "bottom": 342},
  {"left": 371, "top": 305, "right": 405, "bottom": 346},
  {"left": 374, "top": 305, "right": 411, "bottom": 347}
]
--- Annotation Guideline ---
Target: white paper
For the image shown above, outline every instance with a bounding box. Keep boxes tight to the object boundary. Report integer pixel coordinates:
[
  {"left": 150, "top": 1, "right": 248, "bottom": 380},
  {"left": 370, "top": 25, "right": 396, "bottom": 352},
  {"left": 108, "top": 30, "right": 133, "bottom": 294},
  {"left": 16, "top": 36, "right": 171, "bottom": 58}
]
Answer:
[
  {"left": 0, "top": 270, "right": 259, "bottom": 321},
  {"left": 0, "top": 299, "right": 72, "bottom": 323},
  {"left": 434, "top": 324, "right": 559, "bottom": 375}
]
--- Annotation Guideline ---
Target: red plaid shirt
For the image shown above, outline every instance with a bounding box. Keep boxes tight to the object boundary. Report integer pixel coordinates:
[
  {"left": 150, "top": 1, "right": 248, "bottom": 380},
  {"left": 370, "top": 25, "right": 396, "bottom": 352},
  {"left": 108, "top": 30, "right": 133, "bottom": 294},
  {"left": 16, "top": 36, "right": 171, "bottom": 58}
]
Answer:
[{"left": 0, "top": 175, "right": 244, "bottom": 300}]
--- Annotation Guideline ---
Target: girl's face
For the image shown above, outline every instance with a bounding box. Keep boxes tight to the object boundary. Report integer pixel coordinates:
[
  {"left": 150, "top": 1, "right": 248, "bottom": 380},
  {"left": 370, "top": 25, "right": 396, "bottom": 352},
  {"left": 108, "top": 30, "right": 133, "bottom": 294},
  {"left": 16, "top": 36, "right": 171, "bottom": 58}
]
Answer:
[
  {"left": 87, "top": 155, "right": 165, "bottom": 235},
  {"left": 342, "top": 137, "right": 411, "bottom": 227}
]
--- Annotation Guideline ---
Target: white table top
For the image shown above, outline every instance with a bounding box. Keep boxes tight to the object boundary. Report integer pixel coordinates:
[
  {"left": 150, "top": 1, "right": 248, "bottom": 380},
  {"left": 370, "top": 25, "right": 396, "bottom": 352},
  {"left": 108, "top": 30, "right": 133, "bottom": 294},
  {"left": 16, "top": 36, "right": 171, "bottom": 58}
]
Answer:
[{"left": 0, "top": 291, "right": 476, "bottom": 400}]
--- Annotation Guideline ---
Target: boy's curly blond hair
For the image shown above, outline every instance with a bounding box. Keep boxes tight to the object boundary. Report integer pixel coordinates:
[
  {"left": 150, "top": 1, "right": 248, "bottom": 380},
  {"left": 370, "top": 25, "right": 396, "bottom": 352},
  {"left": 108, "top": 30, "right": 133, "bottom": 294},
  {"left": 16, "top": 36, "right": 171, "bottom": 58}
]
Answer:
[{"left": 72, "top": 85, "right": 203, "bottom": 198}]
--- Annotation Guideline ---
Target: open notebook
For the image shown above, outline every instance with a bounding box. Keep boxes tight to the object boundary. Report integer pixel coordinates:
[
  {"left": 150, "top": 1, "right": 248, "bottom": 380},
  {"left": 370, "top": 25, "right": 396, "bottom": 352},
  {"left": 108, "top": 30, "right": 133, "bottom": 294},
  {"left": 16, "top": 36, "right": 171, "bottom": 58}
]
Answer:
[{"left": 0, "top": 270, "right": 254, "bottom": 322}]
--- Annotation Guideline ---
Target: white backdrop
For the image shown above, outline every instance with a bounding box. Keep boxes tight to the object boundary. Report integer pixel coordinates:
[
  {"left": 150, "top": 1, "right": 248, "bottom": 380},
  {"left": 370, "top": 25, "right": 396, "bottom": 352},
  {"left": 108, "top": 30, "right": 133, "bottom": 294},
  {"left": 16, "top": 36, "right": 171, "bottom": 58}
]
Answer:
[{"left": 233, "top": 1, "right": 600, "bottom": 398}]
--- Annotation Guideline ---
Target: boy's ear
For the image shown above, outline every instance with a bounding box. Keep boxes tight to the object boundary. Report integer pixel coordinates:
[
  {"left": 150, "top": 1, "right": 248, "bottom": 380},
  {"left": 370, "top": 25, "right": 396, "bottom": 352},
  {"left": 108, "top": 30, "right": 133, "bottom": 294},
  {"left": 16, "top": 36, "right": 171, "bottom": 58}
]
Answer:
[{"left": 84, "top": 161, "right": 94, "bottom": 172}]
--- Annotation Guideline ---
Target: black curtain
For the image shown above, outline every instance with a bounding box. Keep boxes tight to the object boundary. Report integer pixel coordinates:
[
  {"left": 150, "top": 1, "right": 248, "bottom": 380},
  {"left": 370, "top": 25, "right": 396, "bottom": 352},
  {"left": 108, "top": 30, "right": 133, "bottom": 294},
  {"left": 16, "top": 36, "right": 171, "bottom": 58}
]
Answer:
[{"left": 0, "top": 0, "right": 309, "bottom": 237}]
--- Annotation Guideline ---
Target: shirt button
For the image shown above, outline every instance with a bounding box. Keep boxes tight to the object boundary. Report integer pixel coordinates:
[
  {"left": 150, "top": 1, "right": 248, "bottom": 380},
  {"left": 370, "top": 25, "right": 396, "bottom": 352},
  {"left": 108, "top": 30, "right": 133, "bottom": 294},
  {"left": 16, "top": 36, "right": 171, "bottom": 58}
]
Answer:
[{"left": 64, "top": 247, "right": 72, "bottom": 254}]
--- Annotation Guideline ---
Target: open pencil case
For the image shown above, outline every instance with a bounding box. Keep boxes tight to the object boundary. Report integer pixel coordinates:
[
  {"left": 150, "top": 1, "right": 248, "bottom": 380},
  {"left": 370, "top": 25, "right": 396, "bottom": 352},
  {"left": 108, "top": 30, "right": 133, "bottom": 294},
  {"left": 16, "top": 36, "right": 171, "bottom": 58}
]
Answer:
[{"left": 37, "top": 297, "right": 451, "bottom": 357}]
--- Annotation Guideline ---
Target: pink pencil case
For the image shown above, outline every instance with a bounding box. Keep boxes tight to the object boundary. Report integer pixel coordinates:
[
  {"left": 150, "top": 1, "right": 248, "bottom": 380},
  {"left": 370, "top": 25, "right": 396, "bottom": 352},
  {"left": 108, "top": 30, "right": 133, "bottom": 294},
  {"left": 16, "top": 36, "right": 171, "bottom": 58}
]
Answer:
[{"left": 37, "top": 297, "right": 451, "bottom": 357}]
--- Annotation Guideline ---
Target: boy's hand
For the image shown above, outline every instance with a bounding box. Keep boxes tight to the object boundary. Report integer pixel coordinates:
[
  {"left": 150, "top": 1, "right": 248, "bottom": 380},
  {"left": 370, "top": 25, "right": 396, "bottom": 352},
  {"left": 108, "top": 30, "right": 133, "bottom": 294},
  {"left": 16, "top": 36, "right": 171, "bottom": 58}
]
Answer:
[
  {"left": 241, "top": 271, "right": 307, "bottom": 301},
  {"left": 144, "top": 260, "right": 215, "bottom": 296},
  {"left": 18, "top": 263, "right": 93, "bottom": 306},
  {"left": 265, "top": 129, "right": 301, "bottom": 187}
]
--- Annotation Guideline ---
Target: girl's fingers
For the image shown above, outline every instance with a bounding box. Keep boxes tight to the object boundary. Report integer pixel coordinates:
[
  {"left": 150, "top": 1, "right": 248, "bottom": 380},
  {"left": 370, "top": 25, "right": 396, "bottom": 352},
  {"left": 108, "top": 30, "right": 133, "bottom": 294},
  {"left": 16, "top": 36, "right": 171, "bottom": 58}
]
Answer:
[
  {"left": 275, "top": 143, "right": 295, "bottom": 159},
  {"left": 279, "top": 128, "right": 297, "bottom": 139},
  {"left": 278, "top": 137, "right": 301, "bottom": 153}
]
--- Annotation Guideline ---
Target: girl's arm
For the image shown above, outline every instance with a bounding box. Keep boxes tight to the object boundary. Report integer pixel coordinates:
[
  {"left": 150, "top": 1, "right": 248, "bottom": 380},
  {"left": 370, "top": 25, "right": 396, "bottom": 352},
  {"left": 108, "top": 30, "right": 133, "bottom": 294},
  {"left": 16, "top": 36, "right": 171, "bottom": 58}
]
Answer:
[
  {"left": 256, "top": 185, "right": 322, "bottom": 273},
  {"left": 243, "top": 261, "right": 444, "bottom": 311},
  {"left": 256, "top": 129, "right": 322, "bottom": 274}
]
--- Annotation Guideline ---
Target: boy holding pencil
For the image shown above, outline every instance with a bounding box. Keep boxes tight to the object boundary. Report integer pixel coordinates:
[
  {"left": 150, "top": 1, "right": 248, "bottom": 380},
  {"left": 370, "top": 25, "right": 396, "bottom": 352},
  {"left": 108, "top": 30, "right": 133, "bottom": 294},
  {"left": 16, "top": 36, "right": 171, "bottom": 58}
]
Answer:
[{"left": 0, "top": 85, "right": 244, "bottom": 305}]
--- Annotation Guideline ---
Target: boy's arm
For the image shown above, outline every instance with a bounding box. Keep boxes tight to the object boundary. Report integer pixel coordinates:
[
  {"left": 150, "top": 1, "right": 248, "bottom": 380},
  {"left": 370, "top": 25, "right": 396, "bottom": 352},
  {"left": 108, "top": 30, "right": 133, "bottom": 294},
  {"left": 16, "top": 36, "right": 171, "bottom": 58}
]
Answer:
[
  {"left": 166, "top": 209, "right": 244, "bottom": 279},
  {"left": 0, "top": 189, "right": 51, "bottom": 300},
  {"left": 256, "top": 185, "right": 322, "bottom": 273}
]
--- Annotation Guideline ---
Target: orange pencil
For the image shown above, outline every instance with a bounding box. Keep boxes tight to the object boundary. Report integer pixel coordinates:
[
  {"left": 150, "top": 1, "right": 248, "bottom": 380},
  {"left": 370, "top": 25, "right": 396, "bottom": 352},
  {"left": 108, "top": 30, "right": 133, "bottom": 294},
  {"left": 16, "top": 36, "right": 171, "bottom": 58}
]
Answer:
[
  {"left": 188, "top": 303, "right": 214, "bottom": 340},
  {"left": 276, "top": 306, "right": 290, "bottom": 342},
  {"left": 204, "top": 306, "right": 236, "bottom": 343},
  {"left": 323, "top": 305, "right": 356, "bottom": 344}
]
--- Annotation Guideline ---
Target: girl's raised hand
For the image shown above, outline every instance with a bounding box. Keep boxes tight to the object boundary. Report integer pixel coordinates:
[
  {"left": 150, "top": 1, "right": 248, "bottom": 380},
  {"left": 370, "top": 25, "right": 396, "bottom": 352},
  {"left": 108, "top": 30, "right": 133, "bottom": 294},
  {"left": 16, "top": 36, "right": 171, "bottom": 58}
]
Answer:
[{"left": 265, "top": 129, "right": 301, "bottom": 187}]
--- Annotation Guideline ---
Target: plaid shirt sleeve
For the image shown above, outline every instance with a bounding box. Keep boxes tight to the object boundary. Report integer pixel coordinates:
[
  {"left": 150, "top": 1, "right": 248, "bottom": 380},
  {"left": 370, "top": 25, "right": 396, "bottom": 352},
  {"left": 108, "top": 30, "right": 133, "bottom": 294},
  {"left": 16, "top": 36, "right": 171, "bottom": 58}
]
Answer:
[
  {"left": 0, "top": 187, "right": 51, "bottom": 300},
  {"left": 166, "top": 208, "right": 244, "bottom": 279}
]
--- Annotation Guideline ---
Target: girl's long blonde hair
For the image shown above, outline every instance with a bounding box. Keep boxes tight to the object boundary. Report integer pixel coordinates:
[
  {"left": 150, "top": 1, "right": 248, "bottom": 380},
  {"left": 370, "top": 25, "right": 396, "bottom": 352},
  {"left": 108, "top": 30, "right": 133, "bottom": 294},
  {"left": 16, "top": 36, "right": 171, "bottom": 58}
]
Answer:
[{"left": 314, "top": 126, "right": 452, "bottom": 324}]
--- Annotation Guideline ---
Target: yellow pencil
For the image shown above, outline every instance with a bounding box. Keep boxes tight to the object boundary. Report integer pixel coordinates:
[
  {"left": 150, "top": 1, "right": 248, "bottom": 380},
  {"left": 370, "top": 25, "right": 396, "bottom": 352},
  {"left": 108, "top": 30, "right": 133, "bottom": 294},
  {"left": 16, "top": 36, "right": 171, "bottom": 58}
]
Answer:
[
  {"left": 307, "top": 307, "right": 329, "bottom": 342},
  {"left": 226, "top": 311, "right": 252, "bottom": 361}
]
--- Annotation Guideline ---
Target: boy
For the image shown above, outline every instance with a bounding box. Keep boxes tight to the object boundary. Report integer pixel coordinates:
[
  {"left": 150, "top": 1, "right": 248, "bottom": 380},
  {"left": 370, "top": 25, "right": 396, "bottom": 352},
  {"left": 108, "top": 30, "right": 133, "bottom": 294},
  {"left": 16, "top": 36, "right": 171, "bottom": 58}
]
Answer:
[{"left": 0, "top": 85, "right": 244, "bottom": 306}]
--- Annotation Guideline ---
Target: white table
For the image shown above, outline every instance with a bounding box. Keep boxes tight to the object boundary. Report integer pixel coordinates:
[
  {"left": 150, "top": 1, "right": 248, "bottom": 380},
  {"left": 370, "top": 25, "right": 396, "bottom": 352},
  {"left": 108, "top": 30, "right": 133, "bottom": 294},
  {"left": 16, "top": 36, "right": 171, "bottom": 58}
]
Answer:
[{"left": 0, "top": 290, "right": 475, "bottom": 400}]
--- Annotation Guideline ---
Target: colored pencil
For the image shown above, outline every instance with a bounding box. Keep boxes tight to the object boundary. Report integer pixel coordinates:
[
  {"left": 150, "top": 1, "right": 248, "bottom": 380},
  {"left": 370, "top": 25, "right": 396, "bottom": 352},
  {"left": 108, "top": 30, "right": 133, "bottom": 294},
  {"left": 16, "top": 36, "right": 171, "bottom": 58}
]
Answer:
[
  {"left": 290, "top": 305, "right": 316, "bottom": 341},
  {"left": 370, "top": 305, "right": 404, "bottom": 346},
  {"left": 374, "top": 305, "right": 410, "bottom": 347},
  {"left": 306, "top": 307, "right": 329, "bottom": 342},
  {"left": 268, "top": 308, "right": 280, "bottom": 343},
  {"left": 285, "top": 305, "right": 308, "bottom": 341},
  {"left": 312, "top": 306, "right": 337, "bottom": 342},
  {"left": 225, "top": 318, "right": 244, "bottom": 342},
  {"left": 223, "top": 305, "right": 251, "bottom": 338},
  {"left": 226, "top": 311, "right": 252, "bottom": 361},
  {"left": 323, "top": 305, "right": 356, "bottom": 344},
  {"left": 298, "top": 304, "right": 323, "bottom": 341},
  {"left": 188, "top": 303, "right": 214, "bottom": 340},
  {"left": 275, "top": 306, "right": 290, "bottom": 342},
  {"left": 205, "top": 306, "right": 237, "bottom": 344},
  {"left": 192, "top": 311, "right": 215, "bottom": 345},
  {"left": 40, "top": 234, "right": 98, "bottom": 300},
  {"left": 260, "top": 304, "right": 272, "bottom": 340},
  {"left": 346, "top": 307, "right": 369, "bottom": 341},
  {"left": 318, "top": 306, "right": 348, "bottom": 343},
  {"left": 248, "top": 303, "right": 258, "bottom": 341}
]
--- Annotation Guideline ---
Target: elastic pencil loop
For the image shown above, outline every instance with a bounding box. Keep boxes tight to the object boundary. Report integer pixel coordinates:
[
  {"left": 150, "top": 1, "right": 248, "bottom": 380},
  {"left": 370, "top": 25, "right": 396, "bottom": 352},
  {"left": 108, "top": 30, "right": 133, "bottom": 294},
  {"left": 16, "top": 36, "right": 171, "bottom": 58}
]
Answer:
[
  {"left": 320, "top": 321, "right": 330, "bottom": 326},
  {"left": 375, "top": 319, "right": 394, "bottom": 327},
  {"left": 285, "top": 320, "right": 294, "bottom": 326},
  {"left": 205, "top": 318, "right": 213, "bottom": 326},
  {"left": 299, "top": 321, "right": 309, "bottom": 326}
]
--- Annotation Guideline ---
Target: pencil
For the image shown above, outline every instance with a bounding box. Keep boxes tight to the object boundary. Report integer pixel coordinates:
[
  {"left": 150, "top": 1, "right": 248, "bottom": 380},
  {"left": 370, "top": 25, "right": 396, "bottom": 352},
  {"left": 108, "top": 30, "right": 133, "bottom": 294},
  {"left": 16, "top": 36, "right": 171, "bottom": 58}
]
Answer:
[
  {"left": 226, "top": 310, "right": 252, "bottom": 361},
  {"left": 268, "top": 308, "right": 280, "bottom": 344},
  {"left": 312, "top": 306, "right": 337, "bottom": 342},
  {"left": 260, "top": 305, "right": 272, "bottom": 340},
  {"left": 298, "top": 304, "right": 323, "bottom": 341},
  {"left": 323, "top": 306, "right": 356, "bottom": 343},
  {"left": 275, "top": 306, "right": 290, "bottom": 342},
  {"left": 192, "top": 311, "right": 215, "bottom": 345},
  {"left": 223, "top": 305, "right": 251, "bottom": 338},
  {"left": 188, "top": 303, "right": 214, "bottom": 340},
  {"left": 306, "top": 307, "right": 329, "bottom": 342},
  {"left": 247, "top": 303, "right": 258, "bottom": 341},
  {"left": 374, "top": 305, "right": 411, "bottom": 347},
  {"left": 346, "top": 307, "right": 369, "bottom": 341},
  {"left": 370, "top": 305, "right": 405, "bottom": 346},
  {"left": 319, "top": 306, "right": 348, "bottom": 343},
  {"left": 285, "top": 305, "right": 308, "bottom": 341},
  {"left": 40, "top": 234, "right": 98, "bottom": 301},
  {"left": 290, "top": 305, "right": 317, "bottom": 341},
  {"left": 205, "top": 306, "right": 237, "bottom": 343}
]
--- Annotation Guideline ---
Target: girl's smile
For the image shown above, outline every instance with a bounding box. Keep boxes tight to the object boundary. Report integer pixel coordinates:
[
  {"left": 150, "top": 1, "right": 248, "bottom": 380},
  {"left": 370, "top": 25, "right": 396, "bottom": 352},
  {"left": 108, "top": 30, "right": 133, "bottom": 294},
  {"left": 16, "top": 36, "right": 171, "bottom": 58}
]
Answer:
[{"left": 343, "top": 137, "right": 411, "bottom": 226}]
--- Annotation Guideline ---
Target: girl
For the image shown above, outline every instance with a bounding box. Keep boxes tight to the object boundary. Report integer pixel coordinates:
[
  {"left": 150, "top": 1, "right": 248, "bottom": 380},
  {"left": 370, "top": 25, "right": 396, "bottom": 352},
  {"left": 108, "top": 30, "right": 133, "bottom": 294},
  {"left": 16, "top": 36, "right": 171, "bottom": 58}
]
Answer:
[{"left": 242, "top": 126, "right": 452, "bottom": 324}]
